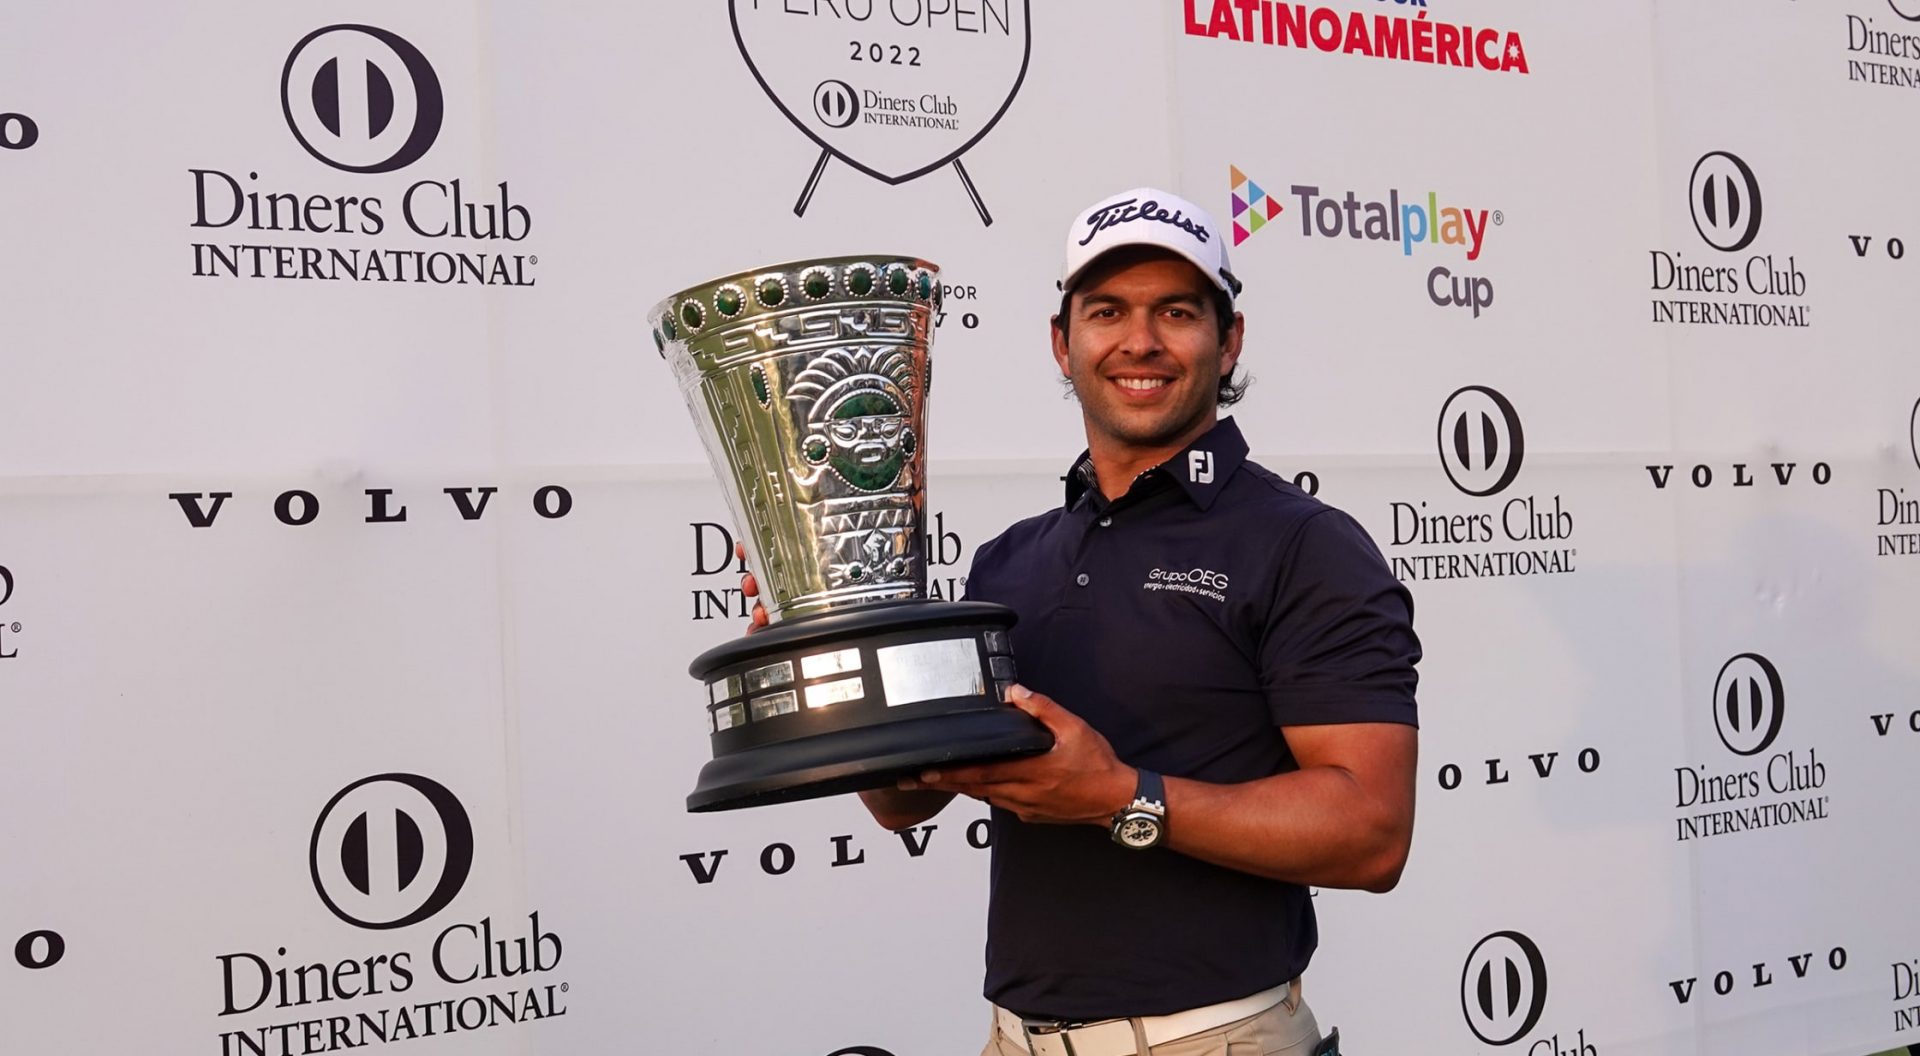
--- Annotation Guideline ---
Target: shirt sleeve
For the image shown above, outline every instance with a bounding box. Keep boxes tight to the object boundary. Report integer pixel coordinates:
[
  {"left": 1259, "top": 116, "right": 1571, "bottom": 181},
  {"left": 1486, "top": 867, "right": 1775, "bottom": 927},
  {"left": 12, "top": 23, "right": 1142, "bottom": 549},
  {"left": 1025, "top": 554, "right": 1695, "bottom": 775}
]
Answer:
[{"left": 1259, "top": 507, "right": 1421, "bottom": 728}]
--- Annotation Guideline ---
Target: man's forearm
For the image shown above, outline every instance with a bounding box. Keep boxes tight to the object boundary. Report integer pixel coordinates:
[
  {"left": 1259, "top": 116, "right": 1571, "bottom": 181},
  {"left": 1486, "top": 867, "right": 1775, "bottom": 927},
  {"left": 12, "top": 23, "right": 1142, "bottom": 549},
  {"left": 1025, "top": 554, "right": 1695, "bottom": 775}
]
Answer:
[
  {"left": 905, "top": 691, "right": 1417, "bottom": 890},
  {"left": 1162, "top": 763, "right": 1414, "bottom": 892},
  {"left": 858, "top": 786, "right": 956, "bottom": 831}
]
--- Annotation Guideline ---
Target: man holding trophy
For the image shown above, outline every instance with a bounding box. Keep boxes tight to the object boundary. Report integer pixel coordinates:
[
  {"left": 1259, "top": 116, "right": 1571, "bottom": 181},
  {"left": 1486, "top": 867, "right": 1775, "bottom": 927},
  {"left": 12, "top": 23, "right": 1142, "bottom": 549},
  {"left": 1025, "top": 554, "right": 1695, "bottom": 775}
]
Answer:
[{"left": 678, "top": 188, "right": 1419, "bottom": 1055}]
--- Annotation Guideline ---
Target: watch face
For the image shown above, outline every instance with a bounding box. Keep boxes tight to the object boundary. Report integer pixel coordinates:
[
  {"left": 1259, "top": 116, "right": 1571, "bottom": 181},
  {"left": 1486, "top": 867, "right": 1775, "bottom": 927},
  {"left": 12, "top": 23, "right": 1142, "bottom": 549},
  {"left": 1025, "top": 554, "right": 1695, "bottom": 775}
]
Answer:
[{"left": 1117, "top": 815, "right": 1161, "bottom": 849}]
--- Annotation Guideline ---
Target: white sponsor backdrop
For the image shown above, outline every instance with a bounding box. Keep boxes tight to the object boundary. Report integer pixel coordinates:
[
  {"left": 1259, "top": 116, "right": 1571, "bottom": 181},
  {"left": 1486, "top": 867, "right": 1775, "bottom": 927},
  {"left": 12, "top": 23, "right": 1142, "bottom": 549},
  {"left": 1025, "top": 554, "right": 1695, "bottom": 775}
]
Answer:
[{"left": 2, "top": 2, "right": 1918, "bottom": 1054}]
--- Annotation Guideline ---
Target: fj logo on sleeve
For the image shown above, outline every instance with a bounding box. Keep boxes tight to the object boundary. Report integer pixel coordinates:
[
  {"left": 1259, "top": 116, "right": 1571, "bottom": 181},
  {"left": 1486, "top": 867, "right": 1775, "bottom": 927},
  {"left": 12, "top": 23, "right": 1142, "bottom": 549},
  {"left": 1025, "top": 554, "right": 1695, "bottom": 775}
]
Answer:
[{"left": 1188, "top": 450, "right": 1214, "bottom": 484}]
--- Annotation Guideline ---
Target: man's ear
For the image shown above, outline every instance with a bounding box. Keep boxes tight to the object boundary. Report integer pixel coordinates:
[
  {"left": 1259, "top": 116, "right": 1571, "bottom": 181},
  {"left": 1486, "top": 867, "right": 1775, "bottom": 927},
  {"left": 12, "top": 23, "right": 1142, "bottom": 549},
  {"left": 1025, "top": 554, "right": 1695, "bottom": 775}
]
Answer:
[
  {"left": 1220, "top": 310, "right": 1245, "bottom": 378},
  {"left": 1051, "top": 313, "right": 1071, "bottom": 378}
]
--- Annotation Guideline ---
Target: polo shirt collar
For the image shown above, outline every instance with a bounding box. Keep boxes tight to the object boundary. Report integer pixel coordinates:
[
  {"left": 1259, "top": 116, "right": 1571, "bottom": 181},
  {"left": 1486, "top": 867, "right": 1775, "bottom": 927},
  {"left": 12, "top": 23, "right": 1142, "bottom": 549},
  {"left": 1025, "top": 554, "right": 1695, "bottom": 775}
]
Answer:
[{"left": 1061, "top": 417, "right": 1249, "bottom": 512}]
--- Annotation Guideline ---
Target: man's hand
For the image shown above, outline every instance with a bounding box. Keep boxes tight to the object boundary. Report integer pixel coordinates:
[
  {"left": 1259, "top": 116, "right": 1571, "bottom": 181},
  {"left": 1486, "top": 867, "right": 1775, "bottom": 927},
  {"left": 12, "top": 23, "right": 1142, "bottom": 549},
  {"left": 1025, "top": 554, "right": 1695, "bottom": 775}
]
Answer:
[
  {"left": 735, "top": 541, "right": 769, "bottom": 633},
  {"left": 906, "top": 685, "right": 1134, "bottom": 826}
]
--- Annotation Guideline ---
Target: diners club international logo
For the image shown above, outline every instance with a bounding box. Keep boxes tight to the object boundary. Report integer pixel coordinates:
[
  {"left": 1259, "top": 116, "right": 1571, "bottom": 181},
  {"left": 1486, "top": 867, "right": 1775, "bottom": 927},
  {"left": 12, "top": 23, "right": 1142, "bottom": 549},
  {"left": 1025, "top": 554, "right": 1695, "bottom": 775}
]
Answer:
[
  {"left": 729, "top": 0, "right": 1030, "bottom": 224},
  {"left": 1846, "top": 1, "right": 1920, "bottom": 90},
  {"left": 1458, "top": 930, "right": 1598, "bottom": 1054},
  {"left": 1892, "top": 953, "right": 1920, "bottom": 1033},
  {"left": 1649, "top": 151, "right": 1809, "bottom": 328},
  {"left": 189, "top": 24, "right": 541, "bottom": 288},
  {"left": 1673, "top": 653, "right": 1830, "bottom": 843},
  {"left": 1876, "top": 397, "right": 1920, "bottom": 558},
  {"left": 1461, "top": 931, "right": 1548, "bottom": 1045},
  {"left": 687, "top": 513, "right": 970, "bottom": 621},
  {"left": 1380, "top": 386, "right": 1576, "bottom": 583},
  {"left": 1459, "top": 931, "right": 1597, "bottom": 1054},
  {"left": 281, "top": 25, "right": 443, "bottom": 173},
  {"left": 1438, "top": 386, "right": 1524, "bottom": 498},
  {"left": 310, "top": 774, "right": 474, "bottom": 930},
  {"left": 1710, "top": 654, "right": 1785, "bottom": 758},
  {"left": 214, "top": 773, "right": 570, "bottom": 1052},
  {"left": 1688, "top": 152, "right": 1762, "bottom": 253}
]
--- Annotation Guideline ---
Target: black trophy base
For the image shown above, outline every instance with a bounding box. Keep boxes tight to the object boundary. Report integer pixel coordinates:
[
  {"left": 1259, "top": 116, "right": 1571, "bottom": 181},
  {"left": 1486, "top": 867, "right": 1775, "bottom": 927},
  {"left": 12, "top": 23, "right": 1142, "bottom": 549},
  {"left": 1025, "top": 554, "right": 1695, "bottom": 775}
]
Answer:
[{"left": 685, "top": 600, "right": 1052, "bottom": 812}]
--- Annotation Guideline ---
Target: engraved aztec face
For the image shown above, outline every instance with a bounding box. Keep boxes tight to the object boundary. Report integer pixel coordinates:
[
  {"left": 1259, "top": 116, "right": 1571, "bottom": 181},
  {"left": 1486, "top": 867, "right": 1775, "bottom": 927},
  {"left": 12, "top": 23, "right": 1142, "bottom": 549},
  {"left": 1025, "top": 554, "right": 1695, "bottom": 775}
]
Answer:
[
  {"left": 789, "top": 346, "right": 918, "bottom": 494},
  {"left": 823, "top": 391, "right": 910, "bottom": 492}
]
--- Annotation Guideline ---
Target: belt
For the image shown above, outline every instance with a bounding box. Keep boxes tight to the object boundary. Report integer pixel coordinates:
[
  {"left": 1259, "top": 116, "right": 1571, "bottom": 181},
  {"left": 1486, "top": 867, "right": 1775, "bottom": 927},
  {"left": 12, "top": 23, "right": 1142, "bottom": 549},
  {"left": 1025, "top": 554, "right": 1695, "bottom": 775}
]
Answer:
[{"left": 994, "top": 979, "right": 1296, "bottom": 1056}]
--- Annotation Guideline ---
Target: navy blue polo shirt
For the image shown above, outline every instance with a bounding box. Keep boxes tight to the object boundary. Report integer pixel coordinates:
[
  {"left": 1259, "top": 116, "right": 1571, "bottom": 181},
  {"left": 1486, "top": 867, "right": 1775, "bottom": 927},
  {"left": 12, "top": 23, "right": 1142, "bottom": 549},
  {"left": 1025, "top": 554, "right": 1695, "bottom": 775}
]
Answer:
[{"left": 965, "top": 417, "right": 1420, "bottom": 1021}]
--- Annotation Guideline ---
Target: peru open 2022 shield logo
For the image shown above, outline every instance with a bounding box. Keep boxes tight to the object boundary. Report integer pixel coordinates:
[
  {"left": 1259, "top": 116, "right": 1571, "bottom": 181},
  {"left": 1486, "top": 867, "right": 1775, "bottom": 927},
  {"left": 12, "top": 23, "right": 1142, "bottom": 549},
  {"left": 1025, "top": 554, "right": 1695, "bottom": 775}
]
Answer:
[{"left": 729, "top": 1, "right": 1030, "bottom": 225}]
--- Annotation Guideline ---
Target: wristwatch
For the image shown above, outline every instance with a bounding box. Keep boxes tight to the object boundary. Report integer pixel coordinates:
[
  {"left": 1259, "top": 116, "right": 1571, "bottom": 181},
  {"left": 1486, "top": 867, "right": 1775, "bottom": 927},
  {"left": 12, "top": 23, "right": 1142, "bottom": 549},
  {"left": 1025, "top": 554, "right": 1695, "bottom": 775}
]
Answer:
[{"left": 1109, "top": 769, "right": 1167, "bottom": 850}]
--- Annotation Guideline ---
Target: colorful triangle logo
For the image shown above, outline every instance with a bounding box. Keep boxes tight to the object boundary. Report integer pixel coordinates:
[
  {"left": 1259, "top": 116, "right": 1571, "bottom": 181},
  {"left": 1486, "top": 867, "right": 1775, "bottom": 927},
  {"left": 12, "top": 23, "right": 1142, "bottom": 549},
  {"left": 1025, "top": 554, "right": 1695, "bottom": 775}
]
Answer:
[{"left": 1229, "top": 164, "right": 1282, "bottom": 247}]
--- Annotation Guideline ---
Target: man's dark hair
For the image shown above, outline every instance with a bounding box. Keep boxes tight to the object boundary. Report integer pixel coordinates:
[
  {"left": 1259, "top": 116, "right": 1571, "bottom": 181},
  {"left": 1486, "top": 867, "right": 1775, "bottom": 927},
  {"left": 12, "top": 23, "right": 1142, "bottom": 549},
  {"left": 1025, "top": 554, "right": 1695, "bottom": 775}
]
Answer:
[{"left": 1053, "top": 284, "right": 1251, "bottom": 406}]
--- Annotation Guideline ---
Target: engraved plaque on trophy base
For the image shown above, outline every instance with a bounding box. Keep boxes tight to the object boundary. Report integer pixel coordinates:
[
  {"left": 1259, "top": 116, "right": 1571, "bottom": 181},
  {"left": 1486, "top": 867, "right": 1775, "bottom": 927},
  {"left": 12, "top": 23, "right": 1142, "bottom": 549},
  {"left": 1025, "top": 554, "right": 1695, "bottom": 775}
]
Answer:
[{"left": 686, "top": 600, "right": 1049, "bottom": 813}]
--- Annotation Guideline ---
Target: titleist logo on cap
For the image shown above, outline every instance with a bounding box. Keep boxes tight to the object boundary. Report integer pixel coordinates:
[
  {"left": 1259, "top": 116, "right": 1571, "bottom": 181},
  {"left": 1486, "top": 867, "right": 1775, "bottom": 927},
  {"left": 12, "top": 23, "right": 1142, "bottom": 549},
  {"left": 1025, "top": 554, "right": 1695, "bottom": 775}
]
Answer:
[{"left": 1079, "top": 198, "right": 1213, "bottom": 247}]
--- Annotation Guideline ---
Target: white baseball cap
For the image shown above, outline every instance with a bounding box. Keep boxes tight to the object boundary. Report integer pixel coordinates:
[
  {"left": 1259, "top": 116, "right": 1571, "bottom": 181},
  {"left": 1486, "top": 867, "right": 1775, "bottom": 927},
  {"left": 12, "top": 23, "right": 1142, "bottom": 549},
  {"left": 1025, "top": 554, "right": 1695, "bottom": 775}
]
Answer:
[{"left": 1058, "top": 186, "right": 1241, "bottom": 300}]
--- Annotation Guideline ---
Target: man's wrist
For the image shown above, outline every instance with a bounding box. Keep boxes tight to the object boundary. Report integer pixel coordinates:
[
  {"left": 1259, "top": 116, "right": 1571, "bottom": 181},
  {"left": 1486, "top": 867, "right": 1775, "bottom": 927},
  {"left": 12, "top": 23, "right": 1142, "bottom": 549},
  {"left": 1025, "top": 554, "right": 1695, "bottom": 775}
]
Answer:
[{"left": 1099, "top": 764, "right": 1140, "bottom": 824}]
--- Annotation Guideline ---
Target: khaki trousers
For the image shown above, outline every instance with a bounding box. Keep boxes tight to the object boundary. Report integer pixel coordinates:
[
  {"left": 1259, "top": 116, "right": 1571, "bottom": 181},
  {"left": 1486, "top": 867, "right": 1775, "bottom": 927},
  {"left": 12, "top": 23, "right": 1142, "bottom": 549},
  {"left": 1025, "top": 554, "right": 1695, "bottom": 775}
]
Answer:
[{"left": 980, "top": 984, "right": 1321, "bottom": 1056}]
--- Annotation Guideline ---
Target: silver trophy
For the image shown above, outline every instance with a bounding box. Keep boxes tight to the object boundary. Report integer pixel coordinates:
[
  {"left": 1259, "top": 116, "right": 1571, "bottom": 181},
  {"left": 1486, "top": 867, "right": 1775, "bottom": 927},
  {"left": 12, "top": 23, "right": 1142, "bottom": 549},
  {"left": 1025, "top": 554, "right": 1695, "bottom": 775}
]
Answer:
[{"left": 651, "top": 256, "right": 1050, "bottom": 812}]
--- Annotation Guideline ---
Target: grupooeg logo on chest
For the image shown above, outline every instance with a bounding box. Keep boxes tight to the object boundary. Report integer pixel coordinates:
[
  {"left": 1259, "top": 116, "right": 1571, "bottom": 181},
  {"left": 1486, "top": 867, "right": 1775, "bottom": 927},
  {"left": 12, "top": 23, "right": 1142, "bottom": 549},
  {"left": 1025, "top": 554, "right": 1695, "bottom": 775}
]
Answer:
[{"left": 1142, "top": 565, "right": 1231, "bottom": 603}]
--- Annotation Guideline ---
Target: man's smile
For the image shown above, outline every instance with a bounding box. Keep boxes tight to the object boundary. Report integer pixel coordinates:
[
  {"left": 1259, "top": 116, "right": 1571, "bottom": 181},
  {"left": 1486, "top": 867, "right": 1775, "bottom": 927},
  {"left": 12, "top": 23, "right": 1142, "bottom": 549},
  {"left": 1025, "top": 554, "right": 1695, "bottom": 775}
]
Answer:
[{"left": 1112, "top": 375, "right": 1175, "bottom": 397}]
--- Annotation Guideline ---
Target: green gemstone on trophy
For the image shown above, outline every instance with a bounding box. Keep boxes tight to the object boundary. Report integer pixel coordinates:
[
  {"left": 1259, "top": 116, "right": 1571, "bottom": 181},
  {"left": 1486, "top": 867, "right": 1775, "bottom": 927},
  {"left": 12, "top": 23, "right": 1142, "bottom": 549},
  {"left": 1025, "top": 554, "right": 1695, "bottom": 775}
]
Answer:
[
  {"left": 662, "top": 316, "right": 677, "bottom": 340},
  {"left": 751, "top": 365, "right": 770, "bottom": 406},
  {"left": 716, "top": 286, "right": 744, "bottom": 317},
  {"left": 917, "top": 272, "right": 933, "bottom": 301},
  {"left": 681, "top": 300, "right": 704, "bottom": 331},
  {"left": 848, "top": 266, "right": 874, "bottom": 296},
  {"left": 804, "top": 270, "right": 831, "bottom": 299},
  {"left": 652, "top": 329, "right": 664, "bottom": 352},
  {"left": 849, "top": 564, "right": 865, "bottom": 581},
  {"left": 888, "top": 267, "right": 910, "bottom": 297},
  {"left": 804, "top": 437, "right": 828, "bottom": 463},
  {"left": 758, "top": 278, "right": 786, "bottom": 307}
]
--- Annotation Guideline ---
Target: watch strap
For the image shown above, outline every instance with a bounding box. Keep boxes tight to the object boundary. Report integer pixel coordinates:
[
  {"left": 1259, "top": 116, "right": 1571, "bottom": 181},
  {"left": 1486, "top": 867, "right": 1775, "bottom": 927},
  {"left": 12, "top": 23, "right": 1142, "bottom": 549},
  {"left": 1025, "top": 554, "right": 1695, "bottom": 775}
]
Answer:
[{"left": 1132, "top": 768, "right": 1166, "bottom": 815}]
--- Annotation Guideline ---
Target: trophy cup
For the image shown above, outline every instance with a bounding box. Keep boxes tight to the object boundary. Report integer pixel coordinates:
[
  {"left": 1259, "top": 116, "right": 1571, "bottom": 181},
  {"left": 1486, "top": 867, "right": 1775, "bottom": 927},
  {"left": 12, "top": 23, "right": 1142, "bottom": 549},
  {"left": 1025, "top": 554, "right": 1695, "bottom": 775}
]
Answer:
[{"left": 651, "top": 256, "right": 1052, "bottom": 812}]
